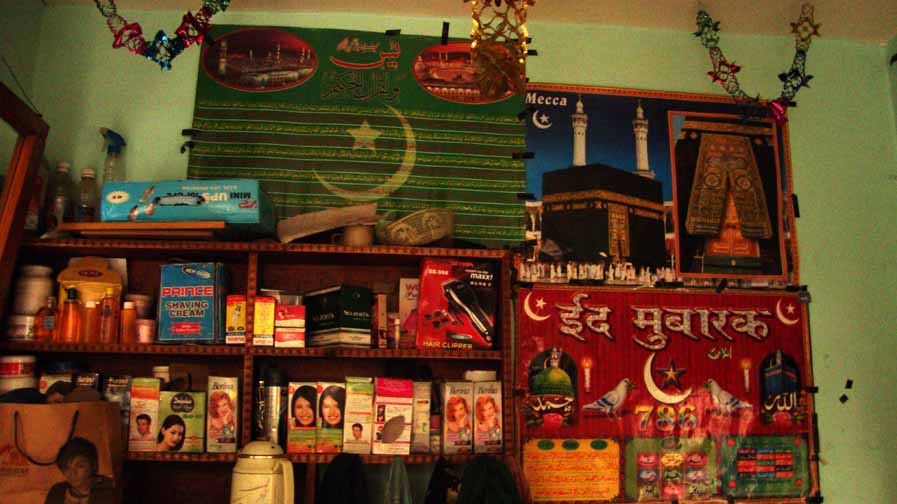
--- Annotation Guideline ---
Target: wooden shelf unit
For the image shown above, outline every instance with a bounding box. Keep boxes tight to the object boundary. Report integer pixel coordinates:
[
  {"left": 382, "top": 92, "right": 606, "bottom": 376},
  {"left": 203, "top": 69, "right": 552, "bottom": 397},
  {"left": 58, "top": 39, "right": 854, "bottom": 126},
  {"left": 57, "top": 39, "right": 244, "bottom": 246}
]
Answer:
[{"left": 3, "top": 237, "right": 514, "bottom": 503}]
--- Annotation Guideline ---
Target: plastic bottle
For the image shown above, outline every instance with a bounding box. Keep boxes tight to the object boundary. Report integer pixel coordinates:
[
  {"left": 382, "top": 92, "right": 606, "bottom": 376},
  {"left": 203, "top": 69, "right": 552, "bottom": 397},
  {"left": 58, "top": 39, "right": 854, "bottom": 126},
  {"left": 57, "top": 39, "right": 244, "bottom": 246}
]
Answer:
[
  {"left": 44, "top": 161, "right": 74, "bottom": 230},
  {"left": 120, "top": 301, "right": 137, "bottom": 344},
  {"left": 57, "top": 288, "right": 82, "bottom": 343},
  {"left": 82, "top": 301, "right": 100, "bottom": 343},
  {"left": 75, "top": 167, "right": 99, "bottom": 222},
  {"left": 98, "top": 287, "right": 119, "bottom": 344},
  {"left": 99, "top": 128, "right": 126, "bottom": 183},
  {"left": 33, "top": 296, "right": 57, "bottom": 342}
]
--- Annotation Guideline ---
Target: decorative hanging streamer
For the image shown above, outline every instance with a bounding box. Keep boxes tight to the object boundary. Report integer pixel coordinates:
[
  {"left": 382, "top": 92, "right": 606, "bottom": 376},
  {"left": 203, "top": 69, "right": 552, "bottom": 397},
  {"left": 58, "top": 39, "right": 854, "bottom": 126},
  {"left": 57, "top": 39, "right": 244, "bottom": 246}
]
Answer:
[
  {"left": 694, "top": 3, "right": 820, "bottom": 123},
  {"left": 468, "top": 0, "right": 534, "bottom": 99},
  {"left": 93, "top": 0, "right": 230, "bottom": 70}
]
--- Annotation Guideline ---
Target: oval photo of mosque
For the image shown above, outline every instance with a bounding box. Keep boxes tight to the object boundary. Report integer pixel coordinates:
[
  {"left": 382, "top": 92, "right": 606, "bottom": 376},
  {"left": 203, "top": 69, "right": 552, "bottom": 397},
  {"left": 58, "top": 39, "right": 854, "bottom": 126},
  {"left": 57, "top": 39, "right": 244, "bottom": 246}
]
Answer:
[
  {"left": 201, "top": 28, "right": 317, "bottom": 92},
  {"left": 412, "top": 42, "right": 514, "bottom": 104}
]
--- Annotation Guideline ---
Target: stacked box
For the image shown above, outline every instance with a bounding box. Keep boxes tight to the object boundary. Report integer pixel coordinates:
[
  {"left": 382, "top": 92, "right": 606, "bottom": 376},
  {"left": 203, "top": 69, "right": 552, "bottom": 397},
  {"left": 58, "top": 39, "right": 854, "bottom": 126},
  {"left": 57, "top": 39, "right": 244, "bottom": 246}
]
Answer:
[
  {"left": 158, "top": 391, "right": 206, "bottom": 453},
  {"left": 128, "top": 378, "right": 161, "bottom": 452},
  {"left": 473, "top": 381, "right": 503, "bottom": 454},
  {"left": 315, "top": 382, "right": 345, "bottom": 453},
  {"left": 275, "top": 304, "right": 305, "bottom": 348},
  {"left": 287, "top": 382, "right": 317, "bottom": 454},
  {"left": 342, "top": 377, "right": 374, "bottom": 454},
  {"left": 411, "top": 382, "right": 432, "bottom": 454},
  {"left": 225, "top": 295, "right": 246, "bottom": 345},
  {"left": 207, "top": 376, "right": 238, "bottom": 453},
  {"left": 372, "top": 378, "right": 413, "bottom": 455},
  {"left": 252, "top": 296, "right": 276, "bottom": 346},
  {"left": 304, "top": 286, "right": 372, "bottom": 347},
  {"left": 442, "top": 381, "right": 474, "bottom": 454},
  {"left": 158, "top": 263, "right": 227, "bottom": 343}
]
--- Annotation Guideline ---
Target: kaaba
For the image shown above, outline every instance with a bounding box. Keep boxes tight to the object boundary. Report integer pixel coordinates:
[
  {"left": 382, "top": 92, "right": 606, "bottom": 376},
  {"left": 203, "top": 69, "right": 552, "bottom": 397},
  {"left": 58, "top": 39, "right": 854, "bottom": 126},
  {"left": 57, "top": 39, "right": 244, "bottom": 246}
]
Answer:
[{"left": 540, "top": 163, "right": 666, "bottom": 266}]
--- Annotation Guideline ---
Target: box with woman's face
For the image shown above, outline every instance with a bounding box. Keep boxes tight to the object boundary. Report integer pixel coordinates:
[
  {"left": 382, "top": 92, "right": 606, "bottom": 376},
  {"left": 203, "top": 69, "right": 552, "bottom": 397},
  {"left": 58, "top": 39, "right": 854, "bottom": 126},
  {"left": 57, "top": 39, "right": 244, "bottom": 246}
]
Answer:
[
  {"left": 287, "top": 382, "right": 316, "bottom": 454},
  {"left": 315, "top": 382, "right": 345, "bottom": 453}
]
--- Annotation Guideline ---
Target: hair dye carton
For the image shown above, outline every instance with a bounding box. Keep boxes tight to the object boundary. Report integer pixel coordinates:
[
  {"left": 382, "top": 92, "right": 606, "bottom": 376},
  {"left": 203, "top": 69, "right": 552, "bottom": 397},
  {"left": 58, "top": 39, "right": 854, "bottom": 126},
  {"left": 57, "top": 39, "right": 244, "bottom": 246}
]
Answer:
[
  {"left": 411, "top": 382, "right": 432, "bottom": 454},
  {"left": 473, "top": 381, "right": 503, "bottom": 454},
  {"left": 417, "top": 258, "right": 497, "bottom": 351},
  {"left": 128, "top": 378, "right": 161, "bottom": 452},
  {"left": 225, "top": 295, "right": 246, "bottom": 344},
  {"left": 288, "top": 382, "right": 317, "bottom": 454},
  {"left": 372, "top": 378, "right": 413, "bottom": 455},
  {"left": 158, "top": 391, "right": 206, "bottom": 453},
  {"left": 103, "top": 375, "right": 131, "bottom": 448},
  {"left": 253, "top": 296, "right": 276, "bottom": 346},
  {"left": 315, "top": 382, "right": 345, "bottom": 453},
  {"left": 342, "top": 377, "right": 374, "bottom": 454},
  {"left": 207, "top": 376, "right": 238, "bottom": 453},
  {"left": 158, "top": 263, "right": 227, "bottom": 343},
  {"left": 442, "top": 381, "right": 474, "bottom": 454}
]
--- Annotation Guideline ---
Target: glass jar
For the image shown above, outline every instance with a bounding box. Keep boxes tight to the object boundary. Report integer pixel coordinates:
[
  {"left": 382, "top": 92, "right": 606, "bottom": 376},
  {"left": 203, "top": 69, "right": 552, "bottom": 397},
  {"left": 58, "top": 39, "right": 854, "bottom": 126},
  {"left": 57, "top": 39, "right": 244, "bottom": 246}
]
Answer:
[{"left": 12, "top": 265, "right": 54, "bottom": 315}]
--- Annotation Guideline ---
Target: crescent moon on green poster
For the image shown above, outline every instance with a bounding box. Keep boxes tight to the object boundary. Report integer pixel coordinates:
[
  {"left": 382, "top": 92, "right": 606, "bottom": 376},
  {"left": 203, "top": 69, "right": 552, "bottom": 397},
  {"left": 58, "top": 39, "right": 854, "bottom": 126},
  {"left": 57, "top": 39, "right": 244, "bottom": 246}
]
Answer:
[
  {"left": 315, "top": 105, "right": 416, "bottom": 202},
  {"left": 643, "top": 352, "right": 693, "bottom": 405}
]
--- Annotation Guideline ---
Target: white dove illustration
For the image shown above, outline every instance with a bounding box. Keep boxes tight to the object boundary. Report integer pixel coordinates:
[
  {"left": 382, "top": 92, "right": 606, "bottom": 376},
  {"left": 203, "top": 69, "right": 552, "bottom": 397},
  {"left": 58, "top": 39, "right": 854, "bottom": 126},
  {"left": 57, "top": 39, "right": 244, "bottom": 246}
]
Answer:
[
  {"left": 583, "top": 378, "right": 632, "bottom": 416},
  {"left": 704, "top": 379, "right": 752, "bottom": 414}
]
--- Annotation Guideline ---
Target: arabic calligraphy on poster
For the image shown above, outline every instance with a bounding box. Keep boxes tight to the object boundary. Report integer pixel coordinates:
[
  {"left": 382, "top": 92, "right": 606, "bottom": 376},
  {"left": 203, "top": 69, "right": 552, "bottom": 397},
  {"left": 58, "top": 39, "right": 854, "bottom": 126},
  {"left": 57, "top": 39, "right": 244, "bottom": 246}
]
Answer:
[{"left": 523, "top": 438, "right": 620, "bottom": 501}]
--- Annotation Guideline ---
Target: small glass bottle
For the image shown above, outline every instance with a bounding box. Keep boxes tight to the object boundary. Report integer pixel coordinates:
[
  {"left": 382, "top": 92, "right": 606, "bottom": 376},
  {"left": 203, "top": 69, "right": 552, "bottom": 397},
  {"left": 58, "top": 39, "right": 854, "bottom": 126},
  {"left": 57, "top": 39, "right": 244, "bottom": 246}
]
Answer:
[
  {"left": 82, "top": 300, "right": 100, "bottom": 343},
  {"left": 98, "top": 287, "right": 118, "bottom": 344},
  {"left": 120, "top": 301, "right": 137, "bottom": 344},
  {"left": 57, "top": 288, "right": 82, "bottom": 343},
  {"left": 33, "top": 296, "right": 57, "bottom": 342}
]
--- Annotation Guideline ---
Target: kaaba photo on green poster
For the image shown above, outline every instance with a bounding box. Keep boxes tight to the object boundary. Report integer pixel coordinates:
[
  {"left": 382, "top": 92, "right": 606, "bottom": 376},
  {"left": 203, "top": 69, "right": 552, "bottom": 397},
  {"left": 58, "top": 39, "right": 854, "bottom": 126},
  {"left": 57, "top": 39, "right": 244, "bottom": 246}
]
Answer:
[{"left": 521, "top": 84, "right": 798, "bottom": 286}]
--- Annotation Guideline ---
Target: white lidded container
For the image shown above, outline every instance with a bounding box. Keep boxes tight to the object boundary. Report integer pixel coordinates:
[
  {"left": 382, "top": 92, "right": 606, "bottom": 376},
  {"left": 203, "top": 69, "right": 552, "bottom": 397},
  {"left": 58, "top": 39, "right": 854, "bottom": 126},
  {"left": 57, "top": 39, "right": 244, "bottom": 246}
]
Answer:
[
  {"left": 6, "top": 315, "right": 36, "bottom": 341},
  {"left": 13, "top": 265, "right": 54, "bottom": 315}
]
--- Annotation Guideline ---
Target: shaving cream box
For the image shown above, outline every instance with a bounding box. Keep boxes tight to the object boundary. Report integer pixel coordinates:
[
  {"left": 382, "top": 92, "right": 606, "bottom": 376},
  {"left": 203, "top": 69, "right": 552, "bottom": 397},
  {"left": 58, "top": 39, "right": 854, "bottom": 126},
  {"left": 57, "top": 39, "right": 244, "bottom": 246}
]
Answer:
[
  {"left": 158, "top": 263, "right": 226, "bottom": 344},
  {"left": 473, "top": 381, "right": 503, "bottom": 454},
  {"left": 342, "top": 377, "right": 374, "bottom": 454},
  {"left": 372, "top": 378, "right": 413, "bottom": 455},
  {"left": 101, "top": 179, "right": 274, "bottom": 237},
  {"left": 158, "top": 391, "right": 206, "bottom": 453},
  {"left": 288, "top": 382, "right": 317, "bottom": 454}
]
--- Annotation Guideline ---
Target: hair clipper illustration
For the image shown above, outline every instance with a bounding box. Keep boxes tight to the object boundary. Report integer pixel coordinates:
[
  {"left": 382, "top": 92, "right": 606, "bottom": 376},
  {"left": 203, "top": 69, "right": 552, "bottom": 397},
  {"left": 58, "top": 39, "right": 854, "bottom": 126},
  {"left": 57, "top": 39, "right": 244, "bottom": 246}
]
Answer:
[{"left": 442, "top": 280, "right": 493, "bottom": 345}]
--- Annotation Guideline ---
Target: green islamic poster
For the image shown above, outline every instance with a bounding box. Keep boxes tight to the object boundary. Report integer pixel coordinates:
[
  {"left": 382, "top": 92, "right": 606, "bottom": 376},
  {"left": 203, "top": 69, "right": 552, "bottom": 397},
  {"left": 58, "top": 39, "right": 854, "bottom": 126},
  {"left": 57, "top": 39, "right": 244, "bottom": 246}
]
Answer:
[
  {"left": 188, "top": 25, "right": 526, "bottom": 247},
  {"left": 721, "top": 435, "right": 810, "bottom": 498}
]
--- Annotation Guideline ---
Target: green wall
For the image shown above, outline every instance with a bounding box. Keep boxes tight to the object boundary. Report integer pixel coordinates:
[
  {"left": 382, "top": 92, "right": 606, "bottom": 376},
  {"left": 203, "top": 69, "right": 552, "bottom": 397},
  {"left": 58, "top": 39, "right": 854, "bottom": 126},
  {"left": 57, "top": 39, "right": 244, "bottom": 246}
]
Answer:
[{"left": 6, "top": 6, "right": 897, "bottom": 502}]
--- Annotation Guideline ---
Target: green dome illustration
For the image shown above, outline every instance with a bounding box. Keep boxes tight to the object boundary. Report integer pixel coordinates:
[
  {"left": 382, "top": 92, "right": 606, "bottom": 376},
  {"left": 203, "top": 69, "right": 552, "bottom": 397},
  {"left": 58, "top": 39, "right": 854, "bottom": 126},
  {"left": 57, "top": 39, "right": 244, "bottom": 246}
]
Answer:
[{"left": 531, "top": 367, "right": 575, "bottom": 397}]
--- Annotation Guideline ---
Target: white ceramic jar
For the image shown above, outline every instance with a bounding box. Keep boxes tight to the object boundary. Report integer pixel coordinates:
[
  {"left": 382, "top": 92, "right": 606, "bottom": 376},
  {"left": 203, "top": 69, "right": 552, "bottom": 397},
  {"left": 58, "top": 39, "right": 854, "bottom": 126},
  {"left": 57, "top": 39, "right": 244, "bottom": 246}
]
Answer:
[{"left": 13, "top": 265, "right": 54, "bottom": 315}]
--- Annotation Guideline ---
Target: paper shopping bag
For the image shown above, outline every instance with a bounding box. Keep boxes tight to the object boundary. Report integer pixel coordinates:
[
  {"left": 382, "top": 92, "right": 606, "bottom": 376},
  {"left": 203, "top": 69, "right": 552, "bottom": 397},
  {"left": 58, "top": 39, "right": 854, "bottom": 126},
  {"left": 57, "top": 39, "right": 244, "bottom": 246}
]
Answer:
[{"left": 0, "top": 401, "right": 123, "bottom": 503}]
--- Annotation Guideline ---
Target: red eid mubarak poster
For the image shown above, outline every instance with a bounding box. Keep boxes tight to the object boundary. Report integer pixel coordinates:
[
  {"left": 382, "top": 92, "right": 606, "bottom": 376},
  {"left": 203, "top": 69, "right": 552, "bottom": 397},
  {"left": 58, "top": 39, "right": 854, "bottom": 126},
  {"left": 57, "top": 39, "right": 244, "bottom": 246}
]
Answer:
[{"left": 518, "top": 286, "right": 818, "bottom": 502}]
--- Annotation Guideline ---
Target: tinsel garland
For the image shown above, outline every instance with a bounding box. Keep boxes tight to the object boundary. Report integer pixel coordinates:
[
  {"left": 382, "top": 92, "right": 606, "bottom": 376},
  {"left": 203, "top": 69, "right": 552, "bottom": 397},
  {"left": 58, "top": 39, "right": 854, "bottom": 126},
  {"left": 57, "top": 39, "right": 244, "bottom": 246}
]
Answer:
[
  {"left": 695, "top": 4, "right": 820, "bottom": 123},
  {"left": 93, "top": 0, "right": 230, "bottom": 70}
]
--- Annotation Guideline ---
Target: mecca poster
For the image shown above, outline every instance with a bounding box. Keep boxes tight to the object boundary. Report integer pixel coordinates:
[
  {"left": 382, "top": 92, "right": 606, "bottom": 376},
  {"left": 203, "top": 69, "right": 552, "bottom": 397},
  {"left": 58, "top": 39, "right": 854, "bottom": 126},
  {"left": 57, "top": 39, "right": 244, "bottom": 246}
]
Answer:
[
  {"left": 520, "top": 84, "right": 798, "bottom": 287},
  {"left": 518, "top": 286, "right": 819, "bottom": 501}
]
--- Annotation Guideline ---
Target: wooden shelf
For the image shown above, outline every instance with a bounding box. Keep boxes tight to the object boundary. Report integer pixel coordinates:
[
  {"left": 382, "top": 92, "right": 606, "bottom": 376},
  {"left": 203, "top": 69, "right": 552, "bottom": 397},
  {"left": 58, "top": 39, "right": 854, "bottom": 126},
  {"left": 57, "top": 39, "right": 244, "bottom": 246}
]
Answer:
[
  {"left": 57, "top": 221, "right": 228, "bottom": 240},
  {"left": 250, "top": 347, "right": 502, "bottom": 360},
  {"left": 287, "top": 453, "right": 475, "bottom": 464},
  {"left": 0, "top": 341, "right": 244, "bottom": 355},
  {"left": 126, "top": 452, "right": 237, "bottom": 463}
]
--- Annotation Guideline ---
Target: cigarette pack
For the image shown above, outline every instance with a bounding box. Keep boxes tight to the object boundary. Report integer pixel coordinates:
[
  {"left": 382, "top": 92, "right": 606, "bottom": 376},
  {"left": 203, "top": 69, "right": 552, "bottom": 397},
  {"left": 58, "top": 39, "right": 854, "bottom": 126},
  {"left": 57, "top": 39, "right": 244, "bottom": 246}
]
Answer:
[
  {"left": 442, "top": 381, "right": 474, "bottom": 454},
  {"left": 128, "top": 378, "right": 161, "bottom": 452},
  {"left": 304, "top": 285, "right": 372, "bottom": 348},
  {"left": 473, "top": 381, "right": 502, "bottom": 454},
  {"left": 372, "top": 293, "right": 388, "bottom": 349},
  {"left": 225, "top": 295, "right": 246, "bottom": 344},
  {"left": 207, "top": 376, "right": 238, "bottom": 453},
  {"left": 287, "top": 382, "right": 317, "bottom": 454},
  {"left": 372, "top": 378, "right": 413, "bottom": 455},
  {"left": 158, "top": 391, "right": 206, "bottom": 453},
  {"left": 102, "top": 375, "right": 131, "bottom": 447},
  {"left": 158, "top": 262, "right": 227, "bottom": 343},
  {"left": 417, "top": 258, "right": 496, "bottom": 351},
  {"left": 342, "top": 377, "right": 374, "bottom": 454},
  {"left": 274, "top": 328, "right": 305, "bottom": 348},
  {"left": 411, "top": 382, "right": 432, "bottom": 454},
  {"left": 398, "top": 278, "right": 419, "bottom": 349},
  {"left": 252, "top": 296, "right": 276, "bottom": 346},
  {"left": 275, "top": 304, "right": 306, "bottom": 328},
  {"left": 315, "top": 382, "right": 345, "bottom": 453}
]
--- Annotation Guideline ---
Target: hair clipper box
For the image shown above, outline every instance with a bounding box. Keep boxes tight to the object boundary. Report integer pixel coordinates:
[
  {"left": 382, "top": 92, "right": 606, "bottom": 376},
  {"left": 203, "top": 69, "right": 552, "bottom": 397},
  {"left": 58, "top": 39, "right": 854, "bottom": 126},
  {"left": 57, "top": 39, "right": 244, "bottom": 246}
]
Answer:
[
  {"left": 158, "top": 391, "right": 206, "bottom": 453},
  {"left": 442, "top": 381, "right": 473, "bottom": 454},
  {"left": 158, "top": 263, "right": 226, "bottom": 343},
  {"left": 473, "top": 381, "right": 502, "bottom": 454},
  {"left": 372, "top": 378, "right": 413, "bottom": 455},
  {"left": 129, "top": 378, "right": 161, "bottom": 452},
  {"left": 207, "top": 376, "right": 238, "bottom": 453},
  {"left": 417, "top": 258, "right": 496, "bottom": 351},
  {"left": 288, "top": 382, "right": 317, "bottom": 454},
  {"left": 342, "top": 377, "right": 374, "bottom": 454}
]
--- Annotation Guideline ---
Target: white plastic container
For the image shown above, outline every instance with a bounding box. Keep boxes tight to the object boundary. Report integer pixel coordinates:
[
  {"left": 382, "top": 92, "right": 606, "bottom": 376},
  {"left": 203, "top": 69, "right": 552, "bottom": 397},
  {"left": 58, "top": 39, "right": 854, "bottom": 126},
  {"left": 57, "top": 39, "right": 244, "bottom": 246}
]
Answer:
[
  {"left": 6, "top": 315, "right": 36, "bottom": 340},
  {"left": 13, "top": 265, "right": 54, "bottom": 315}
]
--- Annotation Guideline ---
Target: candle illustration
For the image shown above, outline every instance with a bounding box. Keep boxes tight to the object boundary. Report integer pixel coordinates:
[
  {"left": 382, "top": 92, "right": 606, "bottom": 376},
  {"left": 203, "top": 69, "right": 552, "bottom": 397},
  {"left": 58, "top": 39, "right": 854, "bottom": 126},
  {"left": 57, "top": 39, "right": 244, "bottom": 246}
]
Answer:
[
  {"left": 740, "top": 358, "right": 752, "bottom": 392},
  {"left": 581, "top": 356, "right": 594, "bottom": 393}
]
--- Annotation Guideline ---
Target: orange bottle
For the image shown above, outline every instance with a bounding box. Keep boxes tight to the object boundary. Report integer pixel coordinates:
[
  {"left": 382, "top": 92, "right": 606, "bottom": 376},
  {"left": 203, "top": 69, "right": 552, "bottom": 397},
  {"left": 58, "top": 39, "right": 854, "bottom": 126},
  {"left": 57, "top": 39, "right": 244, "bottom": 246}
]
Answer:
[
  {"left": 82, "top": 301, "right": 100, "bottom": 343},
  {"left": 33, "top": 296, "right": 57, "bottom": 342},
  {"left": 98, "top": 287, "right": 118, "bottom": 343},
  {"left": 120, "top": 301, "right": 137, "bottom": 344},
  {"left": 57, "top": 288, "right": 82, "bottom": 343}
]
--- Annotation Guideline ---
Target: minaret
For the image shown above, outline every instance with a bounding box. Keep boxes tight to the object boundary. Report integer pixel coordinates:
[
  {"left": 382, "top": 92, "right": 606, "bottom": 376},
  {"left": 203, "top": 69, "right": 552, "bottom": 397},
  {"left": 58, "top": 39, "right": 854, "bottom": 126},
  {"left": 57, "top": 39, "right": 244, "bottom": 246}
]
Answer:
[
  {"left": 217, "top": 40, "right": 228, "bottom": 75},
  {"left": 571, "top": 95, "right": 588, "bottom": 167},
  {"left": 632, "top": 100, "right": 655, "bottom": 179}
]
